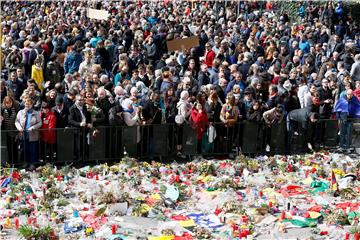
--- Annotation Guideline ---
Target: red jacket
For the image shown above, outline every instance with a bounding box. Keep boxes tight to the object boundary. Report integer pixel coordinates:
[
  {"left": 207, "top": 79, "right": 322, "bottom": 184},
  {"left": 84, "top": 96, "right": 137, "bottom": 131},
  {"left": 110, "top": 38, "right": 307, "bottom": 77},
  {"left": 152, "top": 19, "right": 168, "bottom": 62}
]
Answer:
[
  {"left": 191, "top": 109, "right": 209, "bottom": 140},
  {"left": 41, "top": 111, "right": 57, "bottom": 144},
  {"left": 354, "top": 89, "right": 360, "bottom": 101},
  {"left": 204, "top": 50, "right": 215, "bottom": 68}
]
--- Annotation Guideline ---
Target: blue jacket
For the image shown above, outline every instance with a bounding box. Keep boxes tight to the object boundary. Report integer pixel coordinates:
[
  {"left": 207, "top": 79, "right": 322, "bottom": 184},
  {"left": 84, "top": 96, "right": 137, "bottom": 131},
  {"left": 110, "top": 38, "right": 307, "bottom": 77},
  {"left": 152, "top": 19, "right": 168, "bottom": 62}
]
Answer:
[
  {"left": 64, "top": 51, "right": 83, "bottom": 74},
  {"left": 147, "top": 16, "right": 159, "bottom": 26},
  {"left": 299, "top": 40, "right": 310, "bottom": 54},
  {"left": 333, "top": 95, "right": 360, "bottom": 118},
  {"left": 225, "top": 80, "right": 247, "bottom": 95}
]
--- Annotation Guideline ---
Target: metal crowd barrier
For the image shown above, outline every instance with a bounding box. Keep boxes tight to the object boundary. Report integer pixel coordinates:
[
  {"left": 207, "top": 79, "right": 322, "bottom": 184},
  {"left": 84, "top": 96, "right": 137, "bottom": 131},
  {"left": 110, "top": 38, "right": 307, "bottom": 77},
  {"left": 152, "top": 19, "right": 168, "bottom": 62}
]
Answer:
[{"left": 0, "top": 119, "right": 358, "bottom": 167}]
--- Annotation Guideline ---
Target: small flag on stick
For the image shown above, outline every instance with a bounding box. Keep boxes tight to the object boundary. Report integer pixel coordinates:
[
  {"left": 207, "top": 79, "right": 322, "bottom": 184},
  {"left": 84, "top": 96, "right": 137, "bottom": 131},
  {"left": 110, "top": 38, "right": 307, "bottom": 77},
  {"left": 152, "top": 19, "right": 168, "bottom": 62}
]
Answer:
[{"left": 331, "top": 170, "right": 338, "bottom": 191}]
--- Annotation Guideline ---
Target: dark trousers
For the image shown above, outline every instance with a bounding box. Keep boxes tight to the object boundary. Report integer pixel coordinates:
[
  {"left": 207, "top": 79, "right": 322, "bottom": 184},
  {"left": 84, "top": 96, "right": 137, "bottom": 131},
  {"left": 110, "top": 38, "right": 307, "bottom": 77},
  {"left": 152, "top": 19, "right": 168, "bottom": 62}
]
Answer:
[
  {"left": 73, "top": 130, "right": 88, "bottom": 161},
  {"left": 40, "top": 141, "right": 56, "bottom": 162},
  {"left": 22, "top": 139, "right": 39, "bottom": 164},
  {"left": 337, "top": 113, "right": 353, "bottom": 149},
  {"left": 6, "top": 135, "right": 18, "bottom": 165},
  {"left": 264, "top": 125, "right": 272, "bottom": 146}
]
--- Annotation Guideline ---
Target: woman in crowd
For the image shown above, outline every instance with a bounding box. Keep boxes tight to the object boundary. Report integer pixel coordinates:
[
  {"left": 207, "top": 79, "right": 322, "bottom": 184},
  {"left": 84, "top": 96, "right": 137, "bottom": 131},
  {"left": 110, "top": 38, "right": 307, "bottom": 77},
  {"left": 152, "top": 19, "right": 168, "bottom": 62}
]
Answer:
[
  {"left": 1, "top": 96, "right": 20, "bottom": 164},
  {"left": 220, "top": 93, "right": 239, "bottom": 154},
  {"left": 175, "top": 90, "right": 192, "bottom": 156},
  {"left": 40, "top": 102, "right": 57, "bottom": 162},
  {"left": 15, "top": 98, "right": 42, "bottom": 168},
  {"left": 190, "top": 101, "right": 209, "bottom": 154}
]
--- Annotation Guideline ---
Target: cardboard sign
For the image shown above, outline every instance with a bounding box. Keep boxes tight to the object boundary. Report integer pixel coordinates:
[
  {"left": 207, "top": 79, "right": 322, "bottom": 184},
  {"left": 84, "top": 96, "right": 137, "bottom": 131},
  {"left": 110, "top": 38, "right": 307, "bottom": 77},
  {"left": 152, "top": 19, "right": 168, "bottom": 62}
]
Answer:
[
  {"left": 87, "top": 8, "right": 110, "bottom": 20},
  {"left": 167, "top": 36, "right": 199, "bottom": 52}
]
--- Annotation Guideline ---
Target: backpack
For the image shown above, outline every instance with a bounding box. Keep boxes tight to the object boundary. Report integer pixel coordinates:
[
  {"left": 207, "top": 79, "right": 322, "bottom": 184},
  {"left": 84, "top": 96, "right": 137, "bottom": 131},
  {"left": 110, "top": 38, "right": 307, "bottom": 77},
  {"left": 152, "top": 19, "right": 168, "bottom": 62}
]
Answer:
[{"left": 34, "top": 49, "right": 45, "bottom": 67}]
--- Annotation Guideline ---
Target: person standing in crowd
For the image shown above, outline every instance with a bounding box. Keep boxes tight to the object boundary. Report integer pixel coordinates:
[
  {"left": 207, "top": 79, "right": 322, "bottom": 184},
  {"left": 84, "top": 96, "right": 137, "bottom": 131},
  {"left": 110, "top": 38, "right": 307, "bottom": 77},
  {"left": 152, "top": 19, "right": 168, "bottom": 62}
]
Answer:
[
  {"left": 263, "top": 105, "right": 284, "bottom": 152},
  {"left": 141, "top": 91, "right": 162, "bottom": 156},
  {"left": 68, "top": 94, "right": 92, "bottom": 160},
  {"left": 318, "top": 78, "right": 334, "bottom": 145},
  {"left": 15, "top": 98, "right": 42, "bottom": 169},
  {"left": 64, "top": 41, "right": 83, "bottom": 74},
  {"left": 350, "top": 54, "right": 360, "bottom": 82},
  {"left": 203, "top": 43, "right": 216, "bottom": 68},
  {"left": 220, "top": 93, "right": 239, "bottom": 155},
  {"left": 1, "top": 96, "right": 20, "bottom": 164},
  {"left": 40, "top": 102, "right": 57, "bottom": 162},
  {"left": 176, "top": 90, "right": 192, "bottom": 156},
  {"left": 31, "top": 56, "right": 44, "bottom": 91},
  {"left": 191, "top": 101, "right": 209, "bottom": 154},
  {"left": 52, "top": 97, "right": 69, "bottom": 128},
  {"left": 6, "top": 70, "right": 25, "bottom": 101},
  {"left": 333, "top": 89, "right": 360, "bottom": 153}
]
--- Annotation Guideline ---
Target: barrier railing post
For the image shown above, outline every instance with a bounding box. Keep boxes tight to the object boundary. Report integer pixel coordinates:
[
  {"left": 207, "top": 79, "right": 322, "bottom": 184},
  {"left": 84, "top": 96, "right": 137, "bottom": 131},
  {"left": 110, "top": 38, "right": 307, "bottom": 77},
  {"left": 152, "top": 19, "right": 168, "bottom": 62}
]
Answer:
[{"left": 1, "top": 118, "right": 357, "bottom": 168}]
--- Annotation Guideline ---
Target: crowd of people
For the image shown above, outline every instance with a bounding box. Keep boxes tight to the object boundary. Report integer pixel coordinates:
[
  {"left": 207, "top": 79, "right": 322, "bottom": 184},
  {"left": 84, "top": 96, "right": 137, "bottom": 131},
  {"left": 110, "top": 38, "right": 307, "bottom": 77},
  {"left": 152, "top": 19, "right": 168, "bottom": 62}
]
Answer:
[{"left": 1, "top": 1, "right": 360, "bottom": 167}]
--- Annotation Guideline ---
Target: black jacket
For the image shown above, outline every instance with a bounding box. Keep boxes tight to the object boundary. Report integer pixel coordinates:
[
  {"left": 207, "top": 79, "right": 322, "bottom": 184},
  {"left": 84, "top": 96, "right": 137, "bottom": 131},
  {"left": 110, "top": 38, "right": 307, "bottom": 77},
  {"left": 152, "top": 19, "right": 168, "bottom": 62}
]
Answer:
[
  {"left": 247, "top": 109, "right": 263, "bottom": 123},
  {"left": 52, "top": 105, "right": 69, "bottom": 128},
  {"left": 197, "top": 71, "right": 210, "bottom": 88},
  {"left": 318, "top": 87, "right": 333, "bottom": 117},
  {"left": 288, "top": 106, "right": 314, "bottom": 129},
  {"left": 109, "top": 105, "right": 124, "bottom": 126},
  {"left": 68, "top": 104, "right": 91, "bottom": 127},
  {"left": 141, "top": 100, "right": 162, "bottom": 124}
]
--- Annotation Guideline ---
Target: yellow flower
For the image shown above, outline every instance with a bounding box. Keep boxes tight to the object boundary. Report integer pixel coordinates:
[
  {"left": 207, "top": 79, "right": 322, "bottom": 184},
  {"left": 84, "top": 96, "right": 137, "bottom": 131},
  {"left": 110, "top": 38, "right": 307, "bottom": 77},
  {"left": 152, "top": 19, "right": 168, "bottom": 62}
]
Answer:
[
  {"left": 140, "top": 204, "right": 151, "bottom": 213},
  {"left": 333, "top": 169, "right": 345, "bottom": 177},
  {"left": 85, "top": 227, "right": 94, "bottom": 235}
]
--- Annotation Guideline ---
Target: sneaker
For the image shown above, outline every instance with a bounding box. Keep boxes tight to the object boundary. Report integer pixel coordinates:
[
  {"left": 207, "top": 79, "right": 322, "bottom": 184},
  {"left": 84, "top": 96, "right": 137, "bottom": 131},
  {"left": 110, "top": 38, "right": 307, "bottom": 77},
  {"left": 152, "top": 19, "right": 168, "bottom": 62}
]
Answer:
[
  {"left": 266, "top": 144, "right": 270, "bottom": 152},
  {"left": 307, "top": 143, "right": 313, "bottom": 151},
  {"left": 294, "top": 131, "right": 299, "bottom": 136},
  {"left": 337, "top": 147, "right": 344, "bottom": 153}
]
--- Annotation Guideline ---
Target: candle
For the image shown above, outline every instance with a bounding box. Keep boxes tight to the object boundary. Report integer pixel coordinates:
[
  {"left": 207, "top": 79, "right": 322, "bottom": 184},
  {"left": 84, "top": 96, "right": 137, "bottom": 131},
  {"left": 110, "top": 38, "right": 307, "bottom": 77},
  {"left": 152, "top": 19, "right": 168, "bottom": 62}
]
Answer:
[
  {"left": 14, "top": 218, "right": 19, "bottom": 229},
  {"left": 111, "top": 224, "right": 117, "bottom": 234},
  {"left": 345, "top": 232, "right": 350, "bottom": 240},
  {"left": 49, "top": 230, "right": 56, "bottom": 240},
  {"left": 355, "top": 232, "right": 359, "bottom": 240},
  {"left": 4, "top": 217, "right": 11, "bottom": 228},
  {"left": 269, "top": 201, "right": 273, "bottom": 207},
  {"left": 259, "top": 191, "right": 263, "bottom": 198},
  {"left": 281, "top": 211, "right": 285, "bottom": 220},
  {"left": 305, "top": 170, "right": 309, "bottom": 178},
  {"left": 287, "top": 164, "right": 293, "bottom": 172}
]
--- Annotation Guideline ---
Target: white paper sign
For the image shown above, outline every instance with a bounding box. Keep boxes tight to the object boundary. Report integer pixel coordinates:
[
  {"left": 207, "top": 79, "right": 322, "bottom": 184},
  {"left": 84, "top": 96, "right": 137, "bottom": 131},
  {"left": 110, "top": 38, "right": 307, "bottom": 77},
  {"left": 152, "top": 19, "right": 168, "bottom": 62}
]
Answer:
[{"left": 87, "top": 8, "right": 110, "bottom": 20}]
